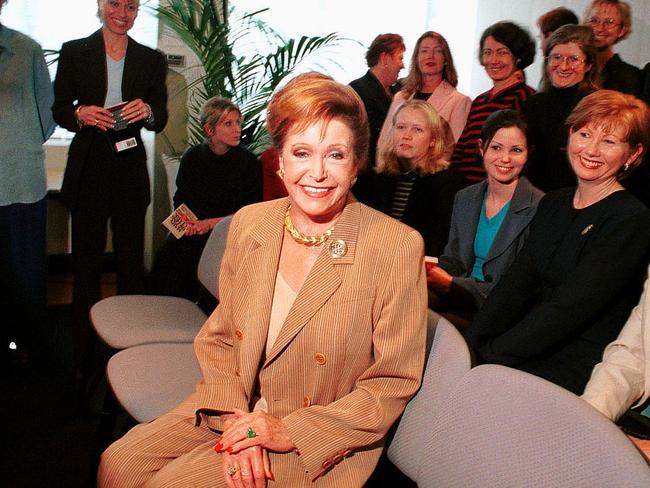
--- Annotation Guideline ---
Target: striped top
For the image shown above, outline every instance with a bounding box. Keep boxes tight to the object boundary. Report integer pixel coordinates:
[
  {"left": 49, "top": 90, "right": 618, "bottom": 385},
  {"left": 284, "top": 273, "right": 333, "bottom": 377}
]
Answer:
[
  {"left": 389, "top": 173, "right": 418, "bottom": 220},
  {"left": 451, "top": 82, "right": 535, "bottom": 183}
]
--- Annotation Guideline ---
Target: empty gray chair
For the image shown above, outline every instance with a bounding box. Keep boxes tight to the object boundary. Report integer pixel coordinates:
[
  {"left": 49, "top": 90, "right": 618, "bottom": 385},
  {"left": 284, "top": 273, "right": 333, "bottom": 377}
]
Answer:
[
  {"left": 418, "top": 364, "right": 650, "bottom": 488},
  {"left": 90, "top": 215, "right": 232, "bottom": 349},
  {"left": 387, "top": 312, "right": 472, "bottom": 480},
  {"left": 106, "top": 342, "right": 200, "bottom": 423}
]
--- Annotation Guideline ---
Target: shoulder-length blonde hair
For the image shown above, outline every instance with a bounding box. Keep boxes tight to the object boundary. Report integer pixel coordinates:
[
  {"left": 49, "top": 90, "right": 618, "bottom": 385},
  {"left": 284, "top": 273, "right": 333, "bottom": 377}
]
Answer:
[
  {"left": 402, "top": 31, "right": 459, "bottom": 96},
  {"left": 377, "top": 99, "right": 449, "bottom": 176}
]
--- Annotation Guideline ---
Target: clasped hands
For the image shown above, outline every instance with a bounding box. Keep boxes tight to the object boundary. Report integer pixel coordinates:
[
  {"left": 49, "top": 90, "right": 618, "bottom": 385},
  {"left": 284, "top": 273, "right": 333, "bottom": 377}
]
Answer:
[
  {"left": 216, "top": 408, "right": 295, "bottom": 488},
  {"left": 75, "top": 98, "right": 151, "bottom": 131}
]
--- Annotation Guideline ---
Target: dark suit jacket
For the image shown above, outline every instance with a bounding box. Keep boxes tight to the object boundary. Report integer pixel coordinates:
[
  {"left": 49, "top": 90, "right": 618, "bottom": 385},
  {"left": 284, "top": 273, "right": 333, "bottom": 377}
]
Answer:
[
  {"left": 466, "top": 189, "right": 650, "bottom": 394},
  {"left": 349, "top": 70, "right": 391, "bottom": 168},
  {"left": 601, "top": 54, "right": 643, "bottom": 97},
  {"left": 52, "top": 30, "right": 167, "bottom": 210},
  {"left": 367, "top": 168, "right": 464, "bottom": 257},
  {"left": 439, "top": 177, "right": 543, "bottom": 309}
]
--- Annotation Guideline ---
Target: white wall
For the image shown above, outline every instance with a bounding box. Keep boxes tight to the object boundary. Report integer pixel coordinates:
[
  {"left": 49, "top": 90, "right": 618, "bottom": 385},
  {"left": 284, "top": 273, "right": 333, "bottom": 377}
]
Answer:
[{"left": 231, "top": 0, "right": 648, "bottom": 98}]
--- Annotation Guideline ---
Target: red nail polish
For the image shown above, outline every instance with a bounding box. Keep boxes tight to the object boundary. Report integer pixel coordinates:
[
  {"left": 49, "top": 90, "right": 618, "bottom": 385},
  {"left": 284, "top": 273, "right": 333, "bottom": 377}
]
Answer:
[
  {"left": 227, "top": 447, "right": 233, "bottom": 453},
  {"left": 214, "top": 443, "right": 223, "bottom": 452}
]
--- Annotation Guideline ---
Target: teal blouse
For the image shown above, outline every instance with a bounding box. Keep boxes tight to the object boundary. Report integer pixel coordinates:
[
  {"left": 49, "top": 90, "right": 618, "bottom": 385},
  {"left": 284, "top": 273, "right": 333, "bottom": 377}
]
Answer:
[
  {"left": 471, "top": 197, "right": 511, "bottom": 280},
  {"left": 0, "top": 24, "right": 55, "bottom": 205}
]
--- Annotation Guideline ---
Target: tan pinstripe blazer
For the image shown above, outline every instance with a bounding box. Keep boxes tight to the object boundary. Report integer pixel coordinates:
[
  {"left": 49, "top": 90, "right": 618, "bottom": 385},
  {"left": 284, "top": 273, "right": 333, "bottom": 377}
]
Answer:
[{"left": 193, "top": 197, "right": 427, "bottom": 486}]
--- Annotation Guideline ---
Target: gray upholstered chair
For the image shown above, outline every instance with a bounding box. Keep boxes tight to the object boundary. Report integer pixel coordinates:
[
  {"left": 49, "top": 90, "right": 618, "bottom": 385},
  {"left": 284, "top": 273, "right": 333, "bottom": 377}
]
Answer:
[
  {"left": 106, "top": 342, "right": 200, "bottom": 423},
  {"left": 90, "top": 215, "right": 232, "bottom": 349},
  {"left": 417, "top": 364, "right": 650, "bottom": 488},
  {"left": 387, "top": 312, "right": 472, "bottom": 480}
]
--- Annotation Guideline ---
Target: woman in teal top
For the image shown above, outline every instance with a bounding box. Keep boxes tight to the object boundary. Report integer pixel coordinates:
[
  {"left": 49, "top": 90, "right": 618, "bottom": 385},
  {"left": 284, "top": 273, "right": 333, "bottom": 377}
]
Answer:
[{"left": 428, "top": 110, "right": 543, "bottom": 326}]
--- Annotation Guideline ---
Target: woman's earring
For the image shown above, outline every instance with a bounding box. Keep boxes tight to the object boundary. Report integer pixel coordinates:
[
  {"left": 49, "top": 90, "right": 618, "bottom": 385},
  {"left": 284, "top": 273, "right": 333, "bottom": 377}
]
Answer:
[
  {"left": 351, "top": 177, "right": 358, "bottom": 186},
  {"left": 623, "top": 162, "right": 630, "bottom": 172},
  {"left": 277, "top": 167, "right": 285, "bottom": 179}
]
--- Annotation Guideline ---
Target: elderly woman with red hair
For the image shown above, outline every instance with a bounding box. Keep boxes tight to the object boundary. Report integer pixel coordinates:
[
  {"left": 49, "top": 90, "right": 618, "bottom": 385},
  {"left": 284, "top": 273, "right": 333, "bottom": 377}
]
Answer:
[{"left": 98, "top": 73, "right": 427, "bottom": 488}]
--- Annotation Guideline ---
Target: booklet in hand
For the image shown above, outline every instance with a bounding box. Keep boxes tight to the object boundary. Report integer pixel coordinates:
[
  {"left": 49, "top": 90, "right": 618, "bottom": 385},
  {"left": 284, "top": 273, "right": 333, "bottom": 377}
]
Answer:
[
  {"left": 162, "top": 203, "right": 198, "bottom": 239},
  {"left": 107, "top": 101, "right": 129, "bottom": 132},
  {"left": 105, "top": 101, "right": 140, "bottom": 154}
]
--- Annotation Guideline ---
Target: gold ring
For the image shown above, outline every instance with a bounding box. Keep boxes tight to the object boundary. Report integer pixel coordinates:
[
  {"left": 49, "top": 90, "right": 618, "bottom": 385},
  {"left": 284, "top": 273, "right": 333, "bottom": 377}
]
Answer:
[{"left": 227, "top": 464, "right": 238, "bottom": 477}]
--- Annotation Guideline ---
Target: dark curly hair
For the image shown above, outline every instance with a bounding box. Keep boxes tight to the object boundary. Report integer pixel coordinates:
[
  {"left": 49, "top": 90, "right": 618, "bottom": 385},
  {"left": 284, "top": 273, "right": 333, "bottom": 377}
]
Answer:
[{"left": 479, "top": 21, "right": 536, "bottom": 70}]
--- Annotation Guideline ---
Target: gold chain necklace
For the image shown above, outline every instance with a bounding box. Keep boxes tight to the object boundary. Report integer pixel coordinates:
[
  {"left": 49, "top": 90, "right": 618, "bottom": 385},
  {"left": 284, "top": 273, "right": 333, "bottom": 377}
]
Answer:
[{"left": 284, "top": 207, "right": 334, "bottom": 246}]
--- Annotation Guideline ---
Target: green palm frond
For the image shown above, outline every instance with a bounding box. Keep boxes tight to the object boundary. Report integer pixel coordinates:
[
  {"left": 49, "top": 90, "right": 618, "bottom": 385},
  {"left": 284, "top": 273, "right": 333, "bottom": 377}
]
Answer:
[{"left": 154, "top": 0, "right": 345, "bottom": 152}]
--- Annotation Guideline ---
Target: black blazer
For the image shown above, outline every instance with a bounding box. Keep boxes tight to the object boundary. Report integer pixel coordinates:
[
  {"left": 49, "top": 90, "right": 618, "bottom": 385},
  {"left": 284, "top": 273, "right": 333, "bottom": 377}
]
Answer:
[
  {"left": 367, "top": 168, "right": 464, "bottom": 256},
  {"left": 349, "top": 70, "right": 391, "bottom": 168},
  {"left": 52, "top": 30, "right": 167, "bottom": 210},
  {"left": 466, "top": 189, "right": 650, "bottom": 394}
]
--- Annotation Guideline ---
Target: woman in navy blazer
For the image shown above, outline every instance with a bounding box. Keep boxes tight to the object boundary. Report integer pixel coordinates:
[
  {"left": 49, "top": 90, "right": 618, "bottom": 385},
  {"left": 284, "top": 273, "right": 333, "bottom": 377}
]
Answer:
[
  {"left": 52, "top": 0, "right": 167, "bottom": 369},
  {"left": 466, "top": 91, "right": 650, "bottom": 394},
  {"left": 429, "top": 110, "right": 543, "bottom": 324}
]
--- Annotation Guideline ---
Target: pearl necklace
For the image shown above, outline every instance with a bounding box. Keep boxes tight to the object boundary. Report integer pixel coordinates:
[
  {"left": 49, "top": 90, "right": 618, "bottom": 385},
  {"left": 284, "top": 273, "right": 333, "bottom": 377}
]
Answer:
[{"left": 284, "top": 207, "right": 334, "bottom": 247}]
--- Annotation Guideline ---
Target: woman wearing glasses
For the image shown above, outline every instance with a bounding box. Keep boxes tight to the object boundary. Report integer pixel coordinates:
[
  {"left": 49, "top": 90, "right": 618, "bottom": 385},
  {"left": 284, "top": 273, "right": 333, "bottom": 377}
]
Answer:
[
  {"left": 583, "top": 0, "right": 642, "bottom": 96},
  {"left": 523, "top": 25, "right": 598, "bottom": 192}
]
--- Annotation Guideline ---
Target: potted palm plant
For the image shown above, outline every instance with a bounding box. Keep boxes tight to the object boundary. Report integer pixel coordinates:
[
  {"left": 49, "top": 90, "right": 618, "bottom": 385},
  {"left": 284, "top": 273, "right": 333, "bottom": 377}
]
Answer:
[{"left": 156, "top": 0, "right": 343, "bottom": 154}]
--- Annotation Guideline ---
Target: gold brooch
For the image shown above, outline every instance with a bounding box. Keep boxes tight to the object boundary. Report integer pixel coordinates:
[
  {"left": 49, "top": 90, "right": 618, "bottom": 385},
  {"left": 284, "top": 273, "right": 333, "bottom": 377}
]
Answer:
[{"left": 328, "top": 239, "right": 347, "bottom": 258}]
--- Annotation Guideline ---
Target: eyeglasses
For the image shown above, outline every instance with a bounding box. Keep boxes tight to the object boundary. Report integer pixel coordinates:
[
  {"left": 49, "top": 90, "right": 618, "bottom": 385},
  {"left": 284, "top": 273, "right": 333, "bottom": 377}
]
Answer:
[
  {"left": 586, "top": 17, "right": 622, "bottom": 30},
  {"left": 547, "top": 54, "right": 586, "bottom": 67}
]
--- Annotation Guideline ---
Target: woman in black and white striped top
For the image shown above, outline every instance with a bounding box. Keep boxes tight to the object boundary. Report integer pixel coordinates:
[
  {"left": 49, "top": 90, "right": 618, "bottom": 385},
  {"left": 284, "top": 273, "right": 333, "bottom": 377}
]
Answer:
[{"left": 365, "top": 99, "right": 463, "bottom": 256}]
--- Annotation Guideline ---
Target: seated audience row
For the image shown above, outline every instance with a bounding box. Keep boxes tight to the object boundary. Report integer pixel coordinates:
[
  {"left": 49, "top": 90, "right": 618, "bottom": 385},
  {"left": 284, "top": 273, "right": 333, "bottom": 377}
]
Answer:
[
  {"left": 82, "top": 0, "right": 649, "bottom": 484},
  {"left": 465, "top": 90, "right": 650, "bottom": 396}
]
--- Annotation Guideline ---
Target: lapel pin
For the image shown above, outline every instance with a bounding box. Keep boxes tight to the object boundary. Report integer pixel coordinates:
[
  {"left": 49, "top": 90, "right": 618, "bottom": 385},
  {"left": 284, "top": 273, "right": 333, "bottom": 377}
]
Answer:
[
  {"left": 328, "top": 239, "right": 347, "bottom": 258},
  {"left": 581, "top": 224, "right": 594, "bottom": 235}
]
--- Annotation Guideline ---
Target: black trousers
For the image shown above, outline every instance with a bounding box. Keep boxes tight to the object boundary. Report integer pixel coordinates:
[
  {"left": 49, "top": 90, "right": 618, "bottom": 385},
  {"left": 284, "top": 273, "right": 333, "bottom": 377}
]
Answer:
[
  {"left": 70, "top": 148, "right": 148, "bottom": 367},
  {"left": 0, "top": 197, "right": 47, "bottom": 358}
]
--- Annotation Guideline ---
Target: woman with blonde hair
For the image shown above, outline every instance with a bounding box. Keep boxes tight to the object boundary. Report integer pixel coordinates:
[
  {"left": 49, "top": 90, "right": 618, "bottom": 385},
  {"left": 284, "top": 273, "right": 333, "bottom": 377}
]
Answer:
[
  {"left": 52, "top": 0, "right": 167, "bottom": 377},
  {"left": 148, "top": 96, "right": 262, "bottom": 300},
  {"left": 376, "top": 31, "right": 470, "bottom": 166},
  {"left": 369, "top": 99, "right": 463, "bottom": 257},
  {"left": 99, "top": 73, "right": 427, "bottom": 488}
]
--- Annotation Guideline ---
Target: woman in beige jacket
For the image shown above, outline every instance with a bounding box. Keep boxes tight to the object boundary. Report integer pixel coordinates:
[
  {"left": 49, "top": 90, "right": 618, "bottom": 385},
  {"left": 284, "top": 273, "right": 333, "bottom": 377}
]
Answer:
[{"left": 98, "top": 73, "right": 427, "bottom": 487}]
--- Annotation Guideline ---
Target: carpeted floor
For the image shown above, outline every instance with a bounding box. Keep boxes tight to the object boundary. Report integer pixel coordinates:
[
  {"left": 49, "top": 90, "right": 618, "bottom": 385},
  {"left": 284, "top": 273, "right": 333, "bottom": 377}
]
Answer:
[{"left": 3, "top": 304, "right": 105, "bottom": 488}]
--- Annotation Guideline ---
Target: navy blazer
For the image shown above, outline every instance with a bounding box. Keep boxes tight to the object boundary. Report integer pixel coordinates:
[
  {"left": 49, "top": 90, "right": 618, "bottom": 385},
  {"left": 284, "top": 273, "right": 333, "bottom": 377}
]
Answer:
[
  {"left": 52, "top": 30, "right": 167, "bottom": 210},
  {"left": 439, "top": 176, "right": 543, "bottom": 309}
]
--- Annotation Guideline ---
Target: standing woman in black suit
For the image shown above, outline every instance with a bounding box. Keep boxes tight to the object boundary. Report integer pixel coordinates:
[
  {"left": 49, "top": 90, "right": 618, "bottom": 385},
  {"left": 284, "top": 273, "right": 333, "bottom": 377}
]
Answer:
[{"left": 52, "top": 0, "right": 167, "bottom": 371}]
